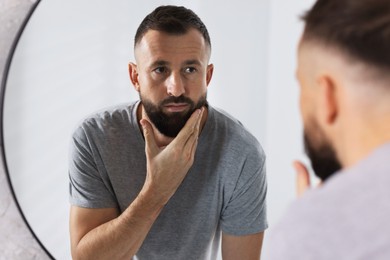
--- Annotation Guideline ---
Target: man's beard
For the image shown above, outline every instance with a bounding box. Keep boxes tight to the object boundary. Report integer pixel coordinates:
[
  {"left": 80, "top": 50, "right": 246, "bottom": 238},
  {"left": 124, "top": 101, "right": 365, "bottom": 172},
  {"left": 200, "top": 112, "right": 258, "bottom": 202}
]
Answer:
[
  {"left": 141, "top": 94, "right": 208, "bottom": 138},
  {"left": 304, "top": 120, "right": 342, "bottom": 181}
]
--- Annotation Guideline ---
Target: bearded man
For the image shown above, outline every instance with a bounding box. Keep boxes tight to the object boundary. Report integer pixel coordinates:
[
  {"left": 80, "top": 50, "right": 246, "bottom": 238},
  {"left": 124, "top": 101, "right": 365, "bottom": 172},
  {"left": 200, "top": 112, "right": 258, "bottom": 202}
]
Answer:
[
  {"left": 68, "top": 5, "right": 267, "bottom": 260},
  {"left": 265, "top": 0, "right": 390, "bottom": 259}
]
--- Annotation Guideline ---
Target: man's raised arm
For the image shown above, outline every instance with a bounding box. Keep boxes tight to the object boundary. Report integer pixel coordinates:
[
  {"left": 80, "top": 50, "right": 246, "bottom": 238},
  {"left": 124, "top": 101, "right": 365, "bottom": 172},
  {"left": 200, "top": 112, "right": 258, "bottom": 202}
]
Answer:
[{"left": 69, "top": 108, "right": 204, "bottom": 260}]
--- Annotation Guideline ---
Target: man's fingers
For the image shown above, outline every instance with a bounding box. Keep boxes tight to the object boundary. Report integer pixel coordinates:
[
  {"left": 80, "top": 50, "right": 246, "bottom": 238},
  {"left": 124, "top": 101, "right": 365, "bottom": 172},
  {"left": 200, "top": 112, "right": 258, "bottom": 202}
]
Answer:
[
  {"left": 141, "top": 119, "right": 159, "bottom": 157},
  {"left": 293, "top": 160, "right": 311, "bottom": 197},
  {"left": 173, "top": 107, "right": 204, "bottom": 146},
  {"left": 183, "top": 106, "right": 203, "bottom": 149},
  {"left": 183, "top": 123, "right": 200, "bottom": 162}
]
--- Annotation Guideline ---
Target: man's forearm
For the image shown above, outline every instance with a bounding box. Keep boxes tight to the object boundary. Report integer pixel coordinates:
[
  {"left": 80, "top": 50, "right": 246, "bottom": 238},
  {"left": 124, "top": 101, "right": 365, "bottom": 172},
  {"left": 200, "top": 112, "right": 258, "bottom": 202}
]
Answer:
[
  {"left": 71, "top": 109, "right": 204, "bottom": 259},
  {"left": 72, "top": 191, "right": 164, "bottom": 260}
]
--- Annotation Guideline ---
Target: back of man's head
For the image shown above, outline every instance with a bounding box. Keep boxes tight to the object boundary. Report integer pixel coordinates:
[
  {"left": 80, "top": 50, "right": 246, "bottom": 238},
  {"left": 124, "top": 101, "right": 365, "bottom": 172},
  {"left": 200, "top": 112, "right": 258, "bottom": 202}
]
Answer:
[
  {"left": 134, "top": 5, "right": 211, "bottom": 49},
  {"left": 301, "top": 0, "right": 390, "bottom": 74},
  {"left": 297, "top": 0, "right": 390, "bottom": 174}
]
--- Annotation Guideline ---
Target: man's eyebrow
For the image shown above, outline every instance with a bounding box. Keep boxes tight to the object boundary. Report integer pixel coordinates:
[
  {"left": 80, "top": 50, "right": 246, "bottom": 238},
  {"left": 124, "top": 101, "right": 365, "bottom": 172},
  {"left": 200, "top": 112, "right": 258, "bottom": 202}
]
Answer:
[
  {"left": 149, "top": 59, "right": 202, "bottom": 68},
  {"left": 183, "top": 59, "right": 202, "bottom": 66},
  {"left": 150, "top": 60, "right": 169, "bottom": 68}
]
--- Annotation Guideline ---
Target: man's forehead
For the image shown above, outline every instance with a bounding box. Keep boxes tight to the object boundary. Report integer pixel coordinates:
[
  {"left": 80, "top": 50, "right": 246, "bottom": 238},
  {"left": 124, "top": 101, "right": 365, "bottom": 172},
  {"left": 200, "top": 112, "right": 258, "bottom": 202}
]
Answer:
[
  {"left": 134, "top": 29, "right": 210, "bottom": 63},
  {"left": 136, "top": 28, "right": 206, "bottom": 46}
]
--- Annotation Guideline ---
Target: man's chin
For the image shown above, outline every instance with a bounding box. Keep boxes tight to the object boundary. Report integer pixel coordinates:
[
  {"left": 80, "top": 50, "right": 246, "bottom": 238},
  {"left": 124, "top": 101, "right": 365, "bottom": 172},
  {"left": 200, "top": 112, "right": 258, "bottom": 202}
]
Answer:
[
  {"left": 304, "top": 133, "right": 342, "bottom": 181},
  {"left": 154, "top": 114, "right": 191, "bottom": 138},
  {"left": 163, "top": 110, "right": 189, "bottom": 117}
]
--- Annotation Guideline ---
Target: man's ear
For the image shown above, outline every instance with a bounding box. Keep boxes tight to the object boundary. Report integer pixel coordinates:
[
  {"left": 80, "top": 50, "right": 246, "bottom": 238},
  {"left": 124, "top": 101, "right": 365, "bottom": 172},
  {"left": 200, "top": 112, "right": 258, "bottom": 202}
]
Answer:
[
  {"left": 129, "top": 62, "right": 140, "bottom": 92},
  {"left": 206, "top": 64, "right": 214, "bottom": 86},
  {"left": 317, "top": 74, "right": 338, "bottom": 126}
]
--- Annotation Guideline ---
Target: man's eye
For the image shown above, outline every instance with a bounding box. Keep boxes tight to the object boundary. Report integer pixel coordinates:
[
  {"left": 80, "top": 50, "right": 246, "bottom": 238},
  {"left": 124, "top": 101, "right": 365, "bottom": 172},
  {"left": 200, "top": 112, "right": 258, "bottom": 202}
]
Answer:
[
  {"left": 184, "top": 67, "right": 197, "bottom": 73},
  {"left": 154, "top": 67, "right": 166, "bottom": 74}
]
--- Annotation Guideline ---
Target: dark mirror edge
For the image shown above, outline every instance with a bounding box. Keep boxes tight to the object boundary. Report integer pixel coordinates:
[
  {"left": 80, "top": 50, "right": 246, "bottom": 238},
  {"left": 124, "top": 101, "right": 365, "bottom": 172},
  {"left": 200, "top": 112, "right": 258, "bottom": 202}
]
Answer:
[{"left": 0, "top": 0, "right": 54, "bottom": 259}]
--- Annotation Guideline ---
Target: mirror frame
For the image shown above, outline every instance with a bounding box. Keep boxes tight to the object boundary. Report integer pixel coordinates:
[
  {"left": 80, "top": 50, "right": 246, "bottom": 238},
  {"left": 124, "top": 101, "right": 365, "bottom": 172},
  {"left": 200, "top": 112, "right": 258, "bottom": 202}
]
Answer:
[{"left": 0, "top": 0, "right": 52, "bottom": 258}]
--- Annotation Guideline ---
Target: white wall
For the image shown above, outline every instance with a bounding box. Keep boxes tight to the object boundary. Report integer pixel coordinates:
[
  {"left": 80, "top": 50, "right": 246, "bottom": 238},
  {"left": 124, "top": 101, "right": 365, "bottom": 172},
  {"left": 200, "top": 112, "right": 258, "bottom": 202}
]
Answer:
[
  {"left": 4, "top": 1, "right": 271, "bottom": 259},
  {"left": 261, "top": 0, "right": 316, "bottom": 255},
  {"left": 265, "top": 0, "right": 316, "bottom": 225}
]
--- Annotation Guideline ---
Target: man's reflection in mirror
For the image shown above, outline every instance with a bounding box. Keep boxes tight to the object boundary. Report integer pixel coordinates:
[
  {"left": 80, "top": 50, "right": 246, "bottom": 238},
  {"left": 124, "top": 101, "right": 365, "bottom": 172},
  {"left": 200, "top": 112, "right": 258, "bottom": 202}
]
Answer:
[{"left": 68, "top": 6, "right": 267, "bottom": 260}]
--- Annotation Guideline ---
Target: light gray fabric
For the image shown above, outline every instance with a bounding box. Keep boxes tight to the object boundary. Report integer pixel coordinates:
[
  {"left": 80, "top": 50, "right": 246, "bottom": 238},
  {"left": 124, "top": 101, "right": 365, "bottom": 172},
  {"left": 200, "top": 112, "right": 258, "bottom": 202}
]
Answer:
[
  {"left": 264, "top": 142, "right": 390, "bottom": 260},
  {"left": 69, "top": 101, "right": 267, "bottom": 260}
]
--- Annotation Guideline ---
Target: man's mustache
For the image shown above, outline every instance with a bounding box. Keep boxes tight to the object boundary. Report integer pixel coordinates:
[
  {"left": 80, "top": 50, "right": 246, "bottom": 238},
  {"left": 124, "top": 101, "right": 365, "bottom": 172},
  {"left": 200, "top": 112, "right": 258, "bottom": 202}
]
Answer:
[{"left": 160, "top": 95, "right": 194, "bottom": 106}]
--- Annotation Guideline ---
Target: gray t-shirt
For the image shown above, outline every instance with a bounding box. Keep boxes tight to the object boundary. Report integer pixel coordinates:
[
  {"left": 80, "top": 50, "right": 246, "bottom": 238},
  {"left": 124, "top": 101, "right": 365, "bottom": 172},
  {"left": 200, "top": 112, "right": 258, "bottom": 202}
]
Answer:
[
  {"left": 264, "top": 142, "right": 390, "bottom": 260},
  {"left": 69, "top": 101, "right": 267, "bottom": 260}
]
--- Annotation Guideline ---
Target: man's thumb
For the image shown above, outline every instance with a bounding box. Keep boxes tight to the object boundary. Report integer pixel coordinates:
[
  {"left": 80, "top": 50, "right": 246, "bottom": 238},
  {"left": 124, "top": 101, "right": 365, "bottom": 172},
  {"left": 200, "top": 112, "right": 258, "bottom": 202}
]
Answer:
[
  {"left": 293, "top": 160, "right": 311, "bottom": 197},
  {"left": 140, "top": 119, "right": 158, "bottom": 156}
]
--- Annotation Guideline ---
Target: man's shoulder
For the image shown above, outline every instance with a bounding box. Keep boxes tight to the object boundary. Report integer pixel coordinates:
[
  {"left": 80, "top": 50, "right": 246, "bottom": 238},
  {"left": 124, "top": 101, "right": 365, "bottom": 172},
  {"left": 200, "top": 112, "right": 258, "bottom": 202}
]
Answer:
[
  {"left": 266, "top": 150, "right": 390, "bottom": 259},
  {"left": 78, "top": 102, "right": 137, "bottom": 128},
  {"left": 209, "top": 106, "right": 264, "bottom": 153},
  {"left": 83, "top": 102, "right": 136, "bottom": 125},
  {"left": 264, "top": 178, "right": 351, "bottom": 259},
  {"left": 71, "top": 101, "right": 138, "bottom": 139},
  {"left": 275, "top": 167, "right": 372, "bottom": 229},
  {"left": 210, "top": 106, "right": 243, "bottom": 127}
]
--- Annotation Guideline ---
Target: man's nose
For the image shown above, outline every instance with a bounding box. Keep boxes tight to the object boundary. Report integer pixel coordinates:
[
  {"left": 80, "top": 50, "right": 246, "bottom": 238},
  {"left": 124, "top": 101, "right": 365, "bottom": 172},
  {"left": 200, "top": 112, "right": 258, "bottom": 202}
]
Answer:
[{"left": 166, "top": 72, "right": 185, "bottom": 97}]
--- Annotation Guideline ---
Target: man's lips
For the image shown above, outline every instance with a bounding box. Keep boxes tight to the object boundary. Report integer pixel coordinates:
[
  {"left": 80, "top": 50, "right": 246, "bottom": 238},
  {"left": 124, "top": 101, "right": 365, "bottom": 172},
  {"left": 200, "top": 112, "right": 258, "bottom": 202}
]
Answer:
[{"left": 164, "top": 103, "right": 190, "bottom": 112}]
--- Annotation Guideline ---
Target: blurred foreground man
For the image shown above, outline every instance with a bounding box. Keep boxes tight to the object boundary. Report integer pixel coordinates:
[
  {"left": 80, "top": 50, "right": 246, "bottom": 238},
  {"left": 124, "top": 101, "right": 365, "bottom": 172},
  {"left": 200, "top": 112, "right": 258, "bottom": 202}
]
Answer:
[
  {"left": 265, "top": 0, "right": 390, "bottom": 259},
  {"left": 68, "top": 5, "right": 267, "bottom": 260}
]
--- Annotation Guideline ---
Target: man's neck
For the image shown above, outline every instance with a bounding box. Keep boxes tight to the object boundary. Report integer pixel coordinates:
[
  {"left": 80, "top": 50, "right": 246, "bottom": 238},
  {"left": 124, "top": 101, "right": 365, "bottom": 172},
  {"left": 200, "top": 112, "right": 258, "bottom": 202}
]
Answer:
[{"left": 336, "top": 115, "right": 390, "bottom": 169}]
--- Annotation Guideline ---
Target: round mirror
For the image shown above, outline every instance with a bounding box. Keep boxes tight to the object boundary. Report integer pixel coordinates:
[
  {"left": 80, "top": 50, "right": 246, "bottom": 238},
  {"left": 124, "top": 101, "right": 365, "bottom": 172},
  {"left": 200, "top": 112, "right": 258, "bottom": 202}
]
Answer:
[{"left": 3, "top": 0, "right": 269, "bottom": 259}]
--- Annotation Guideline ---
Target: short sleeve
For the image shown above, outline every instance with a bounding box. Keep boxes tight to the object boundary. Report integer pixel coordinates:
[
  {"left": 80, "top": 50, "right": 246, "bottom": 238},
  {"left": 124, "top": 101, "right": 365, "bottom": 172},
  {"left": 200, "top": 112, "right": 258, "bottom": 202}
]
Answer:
[
  {"left": 220, "top": 150, "right": 268, "bottom": 235},
  {"left": 68, "top": 125, "right": 118, "bottom": 208}
]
